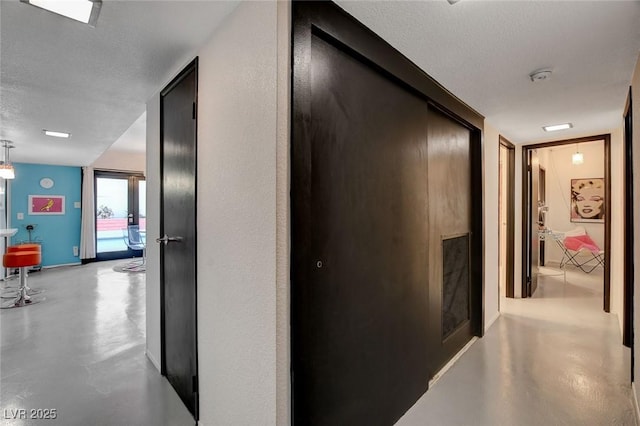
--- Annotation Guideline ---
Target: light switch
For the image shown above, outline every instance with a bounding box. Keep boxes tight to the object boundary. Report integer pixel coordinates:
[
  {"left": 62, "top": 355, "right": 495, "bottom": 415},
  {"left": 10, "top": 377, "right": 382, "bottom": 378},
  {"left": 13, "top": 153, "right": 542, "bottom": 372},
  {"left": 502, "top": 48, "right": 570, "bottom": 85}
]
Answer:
[
  {"left": 74, "top": 202, "right": 81, "bottom": 208},
  {"left": 17, "top": 212, "right": 24, "bottom": 220}
]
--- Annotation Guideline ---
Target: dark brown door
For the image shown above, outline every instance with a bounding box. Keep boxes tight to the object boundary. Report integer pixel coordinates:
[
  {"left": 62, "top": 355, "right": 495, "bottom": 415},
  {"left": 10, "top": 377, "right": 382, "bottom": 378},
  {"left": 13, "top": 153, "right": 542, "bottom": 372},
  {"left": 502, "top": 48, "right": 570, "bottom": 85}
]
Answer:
[
  {"left": 292, "top": 32, "right": 431, "bottom": 426},
  {"left": 159, "top": 59, "right": 198, "bottom": 419},
  {"left": 427, "top": 106, "right": 474, "bottom": 375},
  {"left": 527, "top": 150, "right": 540, "bottom": 296}
]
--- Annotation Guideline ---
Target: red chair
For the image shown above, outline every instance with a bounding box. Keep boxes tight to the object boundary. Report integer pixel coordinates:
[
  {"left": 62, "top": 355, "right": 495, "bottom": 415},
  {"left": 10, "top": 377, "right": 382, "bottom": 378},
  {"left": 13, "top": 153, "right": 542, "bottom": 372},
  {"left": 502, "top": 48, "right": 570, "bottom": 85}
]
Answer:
[
  {"left": 1, "top": 250, "right": 44, "bottom": 308},
  {"left": 3, "top": 244, "right": 44, "bottom": 295}
]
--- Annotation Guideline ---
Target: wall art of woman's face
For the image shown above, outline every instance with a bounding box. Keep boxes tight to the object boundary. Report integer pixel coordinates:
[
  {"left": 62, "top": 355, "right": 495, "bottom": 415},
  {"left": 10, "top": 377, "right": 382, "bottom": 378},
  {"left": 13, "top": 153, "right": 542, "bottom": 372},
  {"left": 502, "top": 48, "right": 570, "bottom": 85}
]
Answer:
[{"left": 571, "top": 178, "right": 604, "bottom": 222}]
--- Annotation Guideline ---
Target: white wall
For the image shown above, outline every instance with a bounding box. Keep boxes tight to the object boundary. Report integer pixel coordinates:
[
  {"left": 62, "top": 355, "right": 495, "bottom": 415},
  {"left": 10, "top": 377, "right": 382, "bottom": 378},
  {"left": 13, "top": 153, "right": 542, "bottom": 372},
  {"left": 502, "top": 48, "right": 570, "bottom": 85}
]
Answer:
[
  {"left": 145, "top": 98, "right": 161, "bottom": 371},
  {"left": 275, "top": 2, "right": 291, "bottom": 424},
  {"left": 92, "top": 148, "right": 146, "bottom": 174},
  {"left": 631, "top": 53, "right": 640, "bottom": 418},
  {"left": 484, "top": 121, "right": 500, "bottom": 331},
  {"left": 198, "top": 2, "right": 279, "bottom": 424},
  {"left": 610, "top": 126, "right": 625, "bottom": 335},
  {"left": 536, "top": 140, "right": 605, "bottom": 264}
]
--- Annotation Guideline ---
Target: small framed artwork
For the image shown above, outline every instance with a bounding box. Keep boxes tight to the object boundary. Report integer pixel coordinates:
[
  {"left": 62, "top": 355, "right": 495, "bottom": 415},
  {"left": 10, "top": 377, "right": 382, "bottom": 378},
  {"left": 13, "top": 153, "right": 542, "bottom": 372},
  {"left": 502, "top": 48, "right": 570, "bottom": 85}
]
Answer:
[
  {"left": 570, "top": 178, "right": 604, "bottom": 223},
  {"left": 29, "top": 195, "right": 65, "bottom": 215}
]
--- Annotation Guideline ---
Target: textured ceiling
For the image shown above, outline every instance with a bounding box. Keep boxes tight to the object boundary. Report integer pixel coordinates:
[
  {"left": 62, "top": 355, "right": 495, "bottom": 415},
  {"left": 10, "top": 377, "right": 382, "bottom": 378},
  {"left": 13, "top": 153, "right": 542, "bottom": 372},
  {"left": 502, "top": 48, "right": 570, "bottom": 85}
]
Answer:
[
  {"left": 0, "top": 0, "right": 239, "bottom": 166},
  {"left": 338, "top": 0, "right": 640, "bottom": 143},
  {"left": 1, "top": 1, "right": 639, "bottom": 167}
]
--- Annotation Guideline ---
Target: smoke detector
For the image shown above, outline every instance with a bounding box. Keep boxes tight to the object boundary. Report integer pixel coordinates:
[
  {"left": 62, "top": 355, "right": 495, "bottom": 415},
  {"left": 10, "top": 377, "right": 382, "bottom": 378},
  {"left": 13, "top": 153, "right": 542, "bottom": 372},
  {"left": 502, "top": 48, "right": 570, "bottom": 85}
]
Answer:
[{"left": 529, "top": 69, "right": 553, "bottom": 82}]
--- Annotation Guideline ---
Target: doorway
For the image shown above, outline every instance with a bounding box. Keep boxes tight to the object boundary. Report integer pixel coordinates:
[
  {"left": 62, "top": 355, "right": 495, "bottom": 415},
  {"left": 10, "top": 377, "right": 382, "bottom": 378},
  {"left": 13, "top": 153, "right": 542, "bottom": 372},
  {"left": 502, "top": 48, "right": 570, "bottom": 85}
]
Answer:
[
  {"left": 499, "top": 137, "right": 515, "bottom": 300},
  {"left": 521, "top": 135, "right": 611, "bottom": 310},
  {"left": 95, "top": 170, "right": 146, "bottom": 261}
]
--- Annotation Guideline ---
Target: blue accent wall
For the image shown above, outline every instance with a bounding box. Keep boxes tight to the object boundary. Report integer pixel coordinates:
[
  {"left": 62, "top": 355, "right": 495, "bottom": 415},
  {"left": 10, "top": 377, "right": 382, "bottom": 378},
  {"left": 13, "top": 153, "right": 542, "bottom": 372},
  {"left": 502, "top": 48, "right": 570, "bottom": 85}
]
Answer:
[{"left": 10, "top": 163, "right": 82, "bottom": 267}]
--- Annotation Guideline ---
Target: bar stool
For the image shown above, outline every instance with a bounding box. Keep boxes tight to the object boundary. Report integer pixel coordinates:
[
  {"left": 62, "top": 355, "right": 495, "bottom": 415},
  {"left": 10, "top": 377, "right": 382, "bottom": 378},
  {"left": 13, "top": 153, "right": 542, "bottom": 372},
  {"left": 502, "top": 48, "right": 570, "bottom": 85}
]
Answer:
[
  {"left": 1, "top": 250, "right": 44, "bottom": 309},
  {"left": 8, "top": 243, "right": 42, "bottom": 254},
  {"left": 1, "top": 244, "right": 44, "bottom": 296}
]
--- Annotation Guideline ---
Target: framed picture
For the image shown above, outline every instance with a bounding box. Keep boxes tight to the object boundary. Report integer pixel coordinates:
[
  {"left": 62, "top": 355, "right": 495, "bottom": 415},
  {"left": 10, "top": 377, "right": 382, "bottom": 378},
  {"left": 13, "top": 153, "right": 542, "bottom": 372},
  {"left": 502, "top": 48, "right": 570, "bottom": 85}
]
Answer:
[
  {"left": 29, "top": 195, "right": 65, "bottom": 215},
  {"left": 570, "top": 178, "right": 604, "bottom": 223}
]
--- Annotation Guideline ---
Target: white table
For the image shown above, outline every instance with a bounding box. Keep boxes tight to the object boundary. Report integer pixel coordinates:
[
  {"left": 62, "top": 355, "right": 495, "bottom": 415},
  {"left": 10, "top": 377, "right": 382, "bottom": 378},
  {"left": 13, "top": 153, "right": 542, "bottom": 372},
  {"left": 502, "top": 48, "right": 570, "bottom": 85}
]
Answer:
[{"left": 0, "top": 228, "right": 18, "bottom": 238}]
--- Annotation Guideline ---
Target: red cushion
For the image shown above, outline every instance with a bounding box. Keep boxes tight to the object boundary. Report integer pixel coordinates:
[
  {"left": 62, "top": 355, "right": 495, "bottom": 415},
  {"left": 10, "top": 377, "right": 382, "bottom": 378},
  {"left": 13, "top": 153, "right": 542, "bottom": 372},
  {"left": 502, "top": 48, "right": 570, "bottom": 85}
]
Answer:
[
  {"left": 564, "top": 235, "right": 600, "bottom": 254},
  {"left": 3, "top": 251, "right": 41, "bottom": 268},
  {"left": 8, "top": 244, "right": 41, "bottom": 253}
]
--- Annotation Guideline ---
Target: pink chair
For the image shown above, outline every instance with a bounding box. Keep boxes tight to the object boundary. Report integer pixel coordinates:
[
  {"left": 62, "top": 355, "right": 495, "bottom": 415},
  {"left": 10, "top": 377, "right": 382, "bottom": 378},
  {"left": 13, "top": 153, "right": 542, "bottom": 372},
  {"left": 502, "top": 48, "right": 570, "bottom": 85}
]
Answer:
[{"left": 558, "top": 227, "right": 604, "bottom": 273}]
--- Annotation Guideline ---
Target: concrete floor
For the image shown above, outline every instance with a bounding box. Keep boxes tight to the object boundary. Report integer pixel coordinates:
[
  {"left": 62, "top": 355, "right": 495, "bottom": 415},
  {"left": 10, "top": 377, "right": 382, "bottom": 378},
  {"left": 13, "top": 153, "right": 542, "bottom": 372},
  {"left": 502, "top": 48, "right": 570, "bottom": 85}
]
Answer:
[
  {"left": 399, "top": 266, "right": 636, "bottom": 425},
  {"left": 0, "top": 261, "right": 194, "bottom": 426},
  {"left": 1, "top": 261, "right": 636, "bottom": 425}
]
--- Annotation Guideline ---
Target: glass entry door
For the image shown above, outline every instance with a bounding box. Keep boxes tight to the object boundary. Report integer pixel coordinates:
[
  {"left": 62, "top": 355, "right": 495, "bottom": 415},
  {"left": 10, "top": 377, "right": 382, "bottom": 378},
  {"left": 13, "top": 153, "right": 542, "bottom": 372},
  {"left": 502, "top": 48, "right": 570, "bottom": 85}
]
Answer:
[{"left": 95, "top": 171, "right": 146, "bottom": 261}]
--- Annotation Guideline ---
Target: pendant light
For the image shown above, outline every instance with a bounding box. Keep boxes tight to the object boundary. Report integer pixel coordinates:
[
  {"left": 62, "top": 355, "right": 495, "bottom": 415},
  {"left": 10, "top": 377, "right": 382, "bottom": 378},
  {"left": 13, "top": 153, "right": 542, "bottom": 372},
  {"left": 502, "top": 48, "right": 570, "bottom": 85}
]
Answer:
[
  {"left": 0, "top": 140, "right": 16, "bottom": 179},
  {"left": 572, "top": 143, "right": 584, "bottom": 165}
]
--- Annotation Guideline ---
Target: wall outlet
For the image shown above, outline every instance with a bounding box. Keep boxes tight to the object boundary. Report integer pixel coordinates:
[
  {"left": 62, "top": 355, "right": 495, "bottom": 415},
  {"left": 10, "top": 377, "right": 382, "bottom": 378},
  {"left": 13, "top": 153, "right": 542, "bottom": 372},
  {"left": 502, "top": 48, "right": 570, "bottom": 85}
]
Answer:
[
  {"left": 17, "top": 212, "right": 24, "bottom": 220},
  {"left": 73, "top": 246, "right": 79, "bottom": 256}
]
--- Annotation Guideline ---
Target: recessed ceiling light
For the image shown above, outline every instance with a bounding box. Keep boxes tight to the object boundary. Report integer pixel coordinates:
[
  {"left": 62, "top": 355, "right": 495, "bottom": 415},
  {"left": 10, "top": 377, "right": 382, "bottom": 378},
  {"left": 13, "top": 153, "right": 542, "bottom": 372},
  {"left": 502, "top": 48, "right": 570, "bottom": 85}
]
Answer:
[
  {"left": 44, "top": 130, "right": 71, "bottom": 138},
  {"left": 543, "top": 123, "right": 573, "bottom": 132},
  {"left": 20, "top": 0, "right": 102, "bottom": 27}
]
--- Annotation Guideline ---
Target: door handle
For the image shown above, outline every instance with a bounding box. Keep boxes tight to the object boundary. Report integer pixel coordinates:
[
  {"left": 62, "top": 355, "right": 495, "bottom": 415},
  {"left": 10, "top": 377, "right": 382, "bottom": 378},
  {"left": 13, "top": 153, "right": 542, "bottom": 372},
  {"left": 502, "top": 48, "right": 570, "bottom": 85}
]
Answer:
[{"left": 155, "top": 234, "right": 184, "bottom": 245}]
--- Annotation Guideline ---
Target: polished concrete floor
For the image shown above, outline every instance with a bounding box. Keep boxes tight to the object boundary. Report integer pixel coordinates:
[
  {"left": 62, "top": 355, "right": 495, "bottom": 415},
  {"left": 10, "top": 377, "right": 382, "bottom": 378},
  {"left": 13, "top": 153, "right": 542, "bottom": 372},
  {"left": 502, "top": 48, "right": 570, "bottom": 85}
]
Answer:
[
  {"left": 399, "top": 265, "right": 636, "bottom": 425},
  {"left": 0, "top": 261, "right": 194, "bottom": 426},
  {"left": 1, "top": 262, "right": 635, "bottom": 425}
]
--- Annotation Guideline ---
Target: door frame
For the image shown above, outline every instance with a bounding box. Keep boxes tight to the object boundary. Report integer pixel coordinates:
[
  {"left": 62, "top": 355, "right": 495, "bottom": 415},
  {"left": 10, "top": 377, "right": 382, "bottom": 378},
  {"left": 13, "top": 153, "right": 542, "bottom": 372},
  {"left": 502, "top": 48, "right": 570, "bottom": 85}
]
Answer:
[
  {"left": 499, "top": 136, "right": 515, "bottom": 298},
  {"left": 159, "top": 57, "right": 199, "bottom": 420},
  {"left": 520, "top": 135, "right": 611, "bottom": 311},
  {"left": 623, "top": 87, "right": 633, "bottom": 352},
  {"left": 94, "top": 169, "right": 145, "bottom": 261}
]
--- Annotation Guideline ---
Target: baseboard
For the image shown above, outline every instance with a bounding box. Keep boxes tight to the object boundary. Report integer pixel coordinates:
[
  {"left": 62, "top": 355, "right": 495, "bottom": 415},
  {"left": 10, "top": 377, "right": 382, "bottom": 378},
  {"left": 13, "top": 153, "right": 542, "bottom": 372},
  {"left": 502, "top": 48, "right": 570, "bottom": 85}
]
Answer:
[
  {"left": 485, "top": 311, "right": 501, "bottom": 333},
  {"left": 42, "top": 262, "right": 82, "bottom": 269},
  {"left": 633, "top": 382, "right": 640, "bottom": 423},
  {"left": 146, "top": 350, "right": 161, "bottom": 372},
  {"left": 428, "top": 337, "right": 478, "bottom": 388}
]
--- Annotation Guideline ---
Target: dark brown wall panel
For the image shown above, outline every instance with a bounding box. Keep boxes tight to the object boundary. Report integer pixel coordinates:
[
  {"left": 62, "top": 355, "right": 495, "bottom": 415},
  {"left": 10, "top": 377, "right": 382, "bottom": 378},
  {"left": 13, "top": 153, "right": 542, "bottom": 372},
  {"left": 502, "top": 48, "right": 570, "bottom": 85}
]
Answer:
[{"left": 426, "top": 106, "right": 474, "bottom": 374}]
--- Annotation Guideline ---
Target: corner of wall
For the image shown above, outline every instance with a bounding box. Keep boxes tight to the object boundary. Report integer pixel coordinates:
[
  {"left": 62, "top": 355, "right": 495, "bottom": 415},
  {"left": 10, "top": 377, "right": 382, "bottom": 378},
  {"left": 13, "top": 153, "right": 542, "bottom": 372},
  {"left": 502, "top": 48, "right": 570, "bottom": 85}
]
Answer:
[
  {"left": 482, "top": 120, "right": 500, "bottom": 329},
  {"left": 276, "top": 1, "right": 292, "bottom": 425},
  {"left": 145, "top": 94, "right": 162, "bottom": 372}
]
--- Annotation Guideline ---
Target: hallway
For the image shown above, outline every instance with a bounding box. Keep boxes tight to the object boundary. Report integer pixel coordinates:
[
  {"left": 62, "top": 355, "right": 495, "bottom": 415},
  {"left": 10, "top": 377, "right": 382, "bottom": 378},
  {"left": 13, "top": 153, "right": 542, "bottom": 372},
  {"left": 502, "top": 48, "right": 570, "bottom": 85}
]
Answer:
[{"left": 399, "top": 267, "right": 635, "bottom": 425}]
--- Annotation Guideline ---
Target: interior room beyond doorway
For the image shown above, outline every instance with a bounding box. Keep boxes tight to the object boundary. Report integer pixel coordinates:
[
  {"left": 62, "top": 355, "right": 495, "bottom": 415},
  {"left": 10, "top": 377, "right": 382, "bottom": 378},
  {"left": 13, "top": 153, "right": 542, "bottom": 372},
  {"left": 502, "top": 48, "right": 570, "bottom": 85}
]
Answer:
[{"left": 534, "top": 140, "right": 606, "bottom": 290}]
